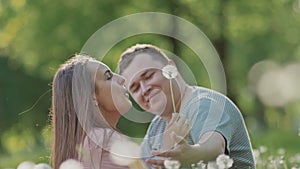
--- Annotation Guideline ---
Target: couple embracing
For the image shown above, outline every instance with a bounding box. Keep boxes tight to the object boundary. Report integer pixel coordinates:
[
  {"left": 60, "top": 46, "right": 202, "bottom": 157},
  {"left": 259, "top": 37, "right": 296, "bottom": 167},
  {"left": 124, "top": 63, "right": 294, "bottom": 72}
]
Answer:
[{"left": 51, "top": 44, "right": 255, "bottom": 169}]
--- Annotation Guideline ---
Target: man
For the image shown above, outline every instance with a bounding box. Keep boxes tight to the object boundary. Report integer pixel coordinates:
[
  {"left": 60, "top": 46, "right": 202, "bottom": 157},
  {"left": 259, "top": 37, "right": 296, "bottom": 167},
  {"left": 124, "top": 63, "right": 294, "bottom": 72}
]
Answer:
[{"left": 118, "top": 44, "right": 255, "bottom": 169}]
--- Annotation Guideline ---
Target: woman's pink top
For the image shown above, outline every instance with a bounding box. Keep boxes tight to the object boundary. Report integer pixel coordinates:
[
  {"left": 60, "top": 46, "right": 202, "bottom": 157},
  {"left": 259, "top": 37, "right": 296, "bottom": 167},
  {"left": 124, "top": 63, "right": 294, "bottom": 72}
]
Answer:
[{"left": 79, "top": 128, "right": 130, "bottom": 169}]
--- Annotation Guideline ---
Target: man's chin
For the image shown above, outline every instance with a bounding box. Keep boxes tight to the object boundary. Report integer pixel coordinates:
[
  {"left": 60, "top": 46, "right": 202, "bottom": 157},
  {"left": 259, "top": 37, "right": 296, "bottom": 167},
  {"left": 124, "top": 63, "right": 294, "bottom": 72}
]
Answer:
[{"left": 148, "top": 106, "right": 166, "bottom": 116}]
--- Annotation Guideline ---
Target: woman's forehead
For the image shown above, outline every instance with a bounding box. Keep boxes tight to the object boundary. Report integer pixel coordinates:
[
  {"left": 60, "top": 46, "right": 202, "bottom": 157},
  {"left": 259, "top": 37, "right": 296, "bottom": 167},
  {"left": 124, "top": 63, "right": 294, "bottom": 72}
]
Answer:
[{"left": 87, "top": 61, "right": 109, "bottom": 72}]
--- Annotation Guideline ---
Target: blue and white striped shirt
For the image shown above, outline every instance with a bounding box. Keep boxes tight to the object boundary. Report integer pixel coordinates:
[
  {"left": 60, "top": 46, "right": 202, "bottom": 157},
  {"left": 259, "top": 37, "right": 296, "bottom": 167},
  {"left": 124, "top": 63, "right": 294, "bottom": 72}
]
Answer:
[{"left": 140, "top": 86, "right": 255, "bottom": 169}]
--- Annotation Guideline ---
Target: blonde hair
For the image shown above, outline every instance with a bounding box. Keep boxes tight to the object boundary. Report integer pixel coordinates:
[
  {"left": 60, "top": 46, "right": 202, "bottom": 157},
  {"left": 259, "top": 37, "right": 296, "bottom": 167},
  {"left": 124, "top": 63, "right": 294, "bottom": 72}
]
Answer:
[
  {"left": 50, "top": 54, "right": 109, "bottom": 169},
  {"left": 118, "top": 44, "right": 170, "bottom": 74}
]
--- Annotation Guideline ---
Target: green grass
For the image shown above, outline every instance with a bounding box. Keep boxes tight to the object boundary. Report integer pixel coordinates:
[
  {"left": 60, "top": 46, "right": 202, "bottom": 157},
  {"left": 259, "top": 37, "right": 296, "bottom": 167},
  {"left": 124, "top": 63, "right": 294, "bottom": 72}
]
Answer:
[
  {"left": 0, "top": 147, "right": 50, "bottom": 169},
  {"left": 251, "top": 129, "right": 300, "bottom": 156},
  {"left": 0, "top": 128, "right": 299, "bottom": 168}
]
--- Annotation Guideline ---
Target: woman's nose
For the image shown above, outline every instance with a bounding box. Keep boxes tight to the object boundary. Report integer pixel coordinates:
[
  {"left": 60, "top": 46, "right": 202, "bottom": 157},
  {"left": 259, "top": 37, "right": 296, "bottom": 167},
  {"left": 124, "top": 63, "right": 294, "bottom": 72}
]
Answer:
[{"left": 115, "top": 74, "right": 126, "bottom": 85}]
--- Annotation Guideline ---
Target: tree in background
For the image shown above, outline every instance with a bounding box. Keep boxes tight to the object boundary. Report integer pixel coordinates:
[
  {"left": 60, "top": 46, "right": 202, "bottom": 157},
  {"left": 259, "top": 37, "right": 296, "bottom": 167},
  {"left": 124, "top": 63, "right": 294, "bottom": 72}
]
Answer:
[{"left": 1, "top": 0, "right": 300, "bottom": 167}]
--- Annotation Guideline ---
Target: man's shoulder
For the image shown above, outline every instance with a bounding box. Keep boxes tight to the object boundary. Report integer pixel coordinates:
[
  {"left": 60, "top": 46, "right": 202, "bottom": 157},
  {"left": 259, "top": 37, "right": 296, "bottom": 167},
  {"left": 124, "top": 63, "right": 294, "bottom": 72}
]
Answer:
[
  {"left": 150, "top": 115, "right": 166, "bottom": 127},
  {"left": 192, "top": 86, "right": 228, "bottom": 98},
  {"left": 188, "top": 86, "right": 236, "bottom": 107},
  {"left": 146, "top": 116, "right": 167, "bottom": 136}
]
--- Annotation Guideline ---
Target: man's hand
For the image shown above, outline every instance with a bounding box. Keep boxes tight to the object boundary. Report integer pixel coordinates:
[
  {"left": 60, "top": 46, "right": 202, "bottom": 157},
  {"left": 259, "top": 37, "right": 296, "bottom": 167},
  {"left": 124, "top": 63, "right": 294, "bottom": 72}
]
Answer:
[
  {"left": 162, "top": 113, "right": 191, "bottom": 151},
  {"left": 150, "top": 133, "right": 200, "bottom": 167},
  {"left": 147, "top": 131, "right": 226, "bottom": 168}
]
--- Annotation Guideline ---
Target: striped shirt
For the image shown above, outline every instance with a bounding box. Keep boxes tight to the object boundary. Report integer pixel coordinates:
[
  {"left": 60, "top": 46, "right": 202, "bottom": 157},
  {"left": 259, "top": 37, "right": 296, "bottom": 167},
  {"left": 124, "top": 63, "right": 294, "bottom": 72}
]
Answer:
[{"left": 140, "top": 86, "right": 255, "bottom": 169}]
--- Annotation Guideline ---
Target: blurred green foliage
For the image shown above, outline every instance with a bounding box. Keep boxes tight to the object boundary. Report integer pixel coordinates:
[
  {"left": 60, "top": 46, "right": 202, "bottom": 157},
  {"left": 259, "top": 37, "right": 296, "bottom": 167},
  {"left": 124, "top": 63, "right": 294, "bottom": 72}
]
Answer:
[{"left": 1, "top": 0, "right": 300, "bottom": 168}]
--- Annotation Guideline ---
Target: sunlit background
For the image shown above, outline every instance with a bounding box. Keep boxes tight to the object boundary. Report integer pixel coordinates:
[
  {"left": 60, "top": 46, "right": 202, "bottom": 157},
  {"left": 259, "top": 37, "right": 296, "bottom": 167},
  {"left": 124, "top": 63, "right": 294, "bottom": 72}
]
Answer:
[{"left": 1, "top": 0, "right": 300, "bottom": 168}]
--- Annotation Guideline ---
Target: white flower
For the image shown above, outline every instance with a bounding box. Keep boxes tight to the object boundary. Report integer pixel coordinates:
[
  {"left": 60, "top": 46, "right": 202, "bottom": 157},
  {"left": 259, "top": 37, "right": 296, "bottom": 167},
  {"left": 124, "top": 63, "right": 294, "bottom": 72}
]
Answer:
[
  {"left": 216, "top": 154, "right": 233, "bottom": 169},
  {"left": 164, "top": 159, "right": 181, "bottom": 169},
  {"left": 110, "top": 140, "right": 140, "bottom": 166},
  {"left": 162, "top": 64, "right": 178, "bottom": 113},
  {"left": 59, "top": 159, "right": 83, "bottom": 169},
  {"left": 162, "top": 65, "right": 178, "bottom": 80},
  {"left": 17, "top": 161, "right": 36, "bottom": 169},
  {"left": 207, "top": 161, "right": 218, "bottom": 169},
  {"left": 194, "top": 160, "right": 206, "bottom": 169},
  {"left": 259, "top": 146, "right": 268, "bottom": 153},
  {"left": 33, "top": 163, "right": 52, "bottom": 169},
  {"left": 277, "top": 148, "right": 285, "bottom": 155}
]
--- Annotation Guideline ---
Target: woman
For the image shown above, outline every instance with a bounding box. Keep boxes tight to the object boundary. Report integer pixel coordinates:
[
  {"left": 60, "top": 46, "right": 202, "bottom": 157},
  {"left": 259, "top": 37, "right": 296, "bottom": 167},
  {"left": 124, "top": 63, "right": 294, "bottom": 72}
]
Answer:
[{"left": 50, "top": 54, "right": 135, "bottom": 169}]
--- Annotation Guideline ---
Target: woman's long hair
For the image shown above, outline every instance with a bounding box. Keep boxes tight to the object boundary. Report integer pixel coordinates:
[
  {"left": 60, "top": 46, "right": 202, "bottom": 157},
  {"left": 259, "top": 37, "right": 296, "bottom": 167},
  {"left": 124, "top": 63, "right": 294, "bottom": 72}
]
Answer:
[{"left": 50, "top": 54, "right": 109, "bottom": 169}]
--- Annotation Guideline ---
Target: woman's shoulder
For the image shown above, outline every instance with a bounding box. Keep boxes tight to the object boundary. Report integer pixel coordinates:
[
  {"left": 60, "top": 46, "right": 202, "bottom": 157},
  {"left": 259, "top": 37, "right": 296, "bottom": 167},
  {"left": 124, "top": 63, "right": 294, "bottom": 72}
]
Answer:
[{"left": 84, "top": 128, "right": 125, "bottom": 147}]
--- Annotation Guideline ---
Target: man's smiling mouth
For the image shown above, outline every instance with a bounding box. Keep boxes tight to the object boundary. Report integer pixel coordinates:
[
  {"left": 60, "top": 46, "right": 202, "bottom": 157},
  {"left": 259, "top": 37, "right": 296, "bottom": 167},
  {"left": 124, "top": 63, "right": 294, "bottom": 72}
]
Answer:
[{"left": 147, "top": 90, "right": 160, "bottom": 102}]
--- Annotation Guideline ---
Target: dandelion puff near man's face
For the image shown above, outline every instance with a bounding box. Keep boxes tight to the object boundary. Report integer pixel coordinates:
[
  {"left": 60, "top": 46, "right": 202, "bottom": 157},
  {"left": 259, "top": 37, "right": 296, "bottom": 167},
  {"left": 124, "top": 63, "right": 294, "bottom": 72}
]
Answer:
[
  {"left": 162, "top": 64, "right": 178, "bottom": 80},
  {"left": 162, "top": 64, "right": 178, "bottom": 113}
]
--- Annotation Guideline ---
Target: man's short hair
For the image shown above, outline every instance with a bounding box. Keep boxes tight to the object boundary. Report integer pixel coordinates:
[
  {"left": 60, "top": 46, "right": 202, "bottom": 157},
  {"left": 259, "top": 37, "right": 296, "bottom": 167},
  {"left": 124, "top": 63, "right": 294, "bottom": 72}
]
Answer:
[{"left": 118, "top": 44, "right": 170, "bottom": 74}]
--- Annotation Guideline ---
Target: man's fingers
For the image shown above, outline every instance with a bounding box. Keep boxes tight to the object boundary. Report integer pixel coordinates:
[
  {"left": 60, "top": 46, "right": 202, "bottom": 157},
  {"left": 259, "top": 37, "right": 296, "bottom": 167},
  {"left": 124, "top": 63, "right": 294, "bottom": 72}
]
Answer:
[
  {"left": 172, "top": 132, "right": 186, "bottom": 145},
  {"left": 145, "top": 158, "right": 165, "bottom": 168},
  {"left": 151, "top": 150, "right": 177, "bottom": 157},
  {"left": 182, "top": 120, "right": 191, "bottom": 134},
  {"left": 169, "top": 113, "right": 179, "bottom": 126},
  {"left": 177, "top": 116, "right": 186, "bottom": 125}
]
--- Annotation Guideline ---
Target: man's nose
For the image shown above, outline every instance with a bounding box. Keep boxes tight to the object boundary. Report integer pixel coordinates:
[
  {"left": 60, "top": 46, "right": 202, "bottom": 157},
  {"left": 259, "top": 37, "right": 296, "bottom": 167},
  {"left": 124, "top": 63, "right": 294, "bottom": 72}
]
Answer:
[{"left": 140, "top": 82, "right": 150, "bottom": 96}]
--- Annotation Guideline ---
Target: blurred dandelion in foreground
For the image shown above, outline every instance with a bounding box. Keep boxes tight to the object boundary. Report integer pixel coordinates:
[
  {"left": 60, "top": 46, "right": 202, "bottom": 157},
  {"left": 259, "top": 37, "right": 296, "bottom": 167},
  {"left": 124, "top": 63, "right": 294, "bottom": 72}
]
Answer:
[
  {"left": 164, "top": 159, "right": 181, "bottom": 169},
  {"left": 59, "top": 159, "right": 83, "bottom": 169},
  {"left": 253, "top": 149, "right": 262, "bottom": 166},
  {"left": 110, "top": 140, "right": 140, "bottom": 166},
  {"left": 216, "top": 154, "right": 233, "bottom": 169},
  {"left": 191, "top": 160, "right": 206, "bottom": 169},
  {"left": 259, "top": 146, "right": 268, "bottom": 154},
  {"left": 277, "top": 148, "right": 285, "bottom": 155},
  {"left": 207, "top": 161, "right": 218, "bottom": 169},
  {"left": 33, "top": 163, "right": 52, "bottom": 169},
  {"left": 17, "top": 161, "right": 35, "bottom": 169}
]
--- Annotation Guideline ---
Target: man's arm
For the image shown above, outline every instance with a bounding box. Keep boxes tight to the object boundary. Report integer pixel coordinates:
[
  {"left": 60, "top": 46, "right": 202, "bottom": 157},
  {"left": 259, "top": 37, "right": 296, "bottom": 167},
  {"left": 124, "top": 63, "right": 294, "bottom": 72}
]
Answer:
[{"left": 147, "top": 131, "right": 225, "bottom": 167}]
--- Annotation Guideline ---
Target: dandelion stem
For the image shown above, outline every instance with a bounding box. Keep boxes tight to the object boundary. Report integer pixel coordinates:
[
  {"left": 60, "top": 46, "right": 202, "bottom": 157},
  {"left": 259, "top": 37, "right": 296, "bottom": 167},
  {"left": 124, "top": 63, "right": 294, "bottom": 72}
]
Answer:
[
  {"left": 169, "top": 79, "right": 176, "bottom": 113},
  {"left": 283, "top": 161, "right": 288, "bottom": 169}
]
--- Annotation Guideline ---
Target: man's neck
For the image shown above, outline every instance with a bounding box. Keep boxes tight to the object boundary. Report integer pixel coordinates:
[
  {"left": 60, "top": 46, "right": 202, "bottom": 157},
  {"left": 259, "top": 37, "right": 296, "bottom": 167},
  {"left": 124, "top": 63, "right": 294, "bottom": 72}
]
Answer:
[{"left": 162, "top": 84, "right": 194, "bottom": 122}]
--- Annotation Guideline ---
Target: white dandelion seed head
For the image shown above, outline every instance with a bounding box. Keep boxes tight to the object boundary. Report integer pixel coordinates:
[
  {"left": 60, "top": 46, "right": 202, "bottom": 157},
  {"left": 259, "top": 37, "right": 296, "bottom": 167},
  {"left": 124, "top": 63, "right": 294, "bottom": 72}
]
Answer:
[
  {"left": 162, "top": 65, "right": 178, "bottom": 80},
  {"left": 110, "top": 140, "right": 140, "bottom": 166},
  {"left": 17, "top": 161, "right": 36, "bottom": 169},
  {"left": 253, "top": 149, "right": 262, "bottom": 165},
  {"left": 277, "top": 148, "right": 285, "bottom": 155},
  {"left": 216, "top": 154, "right": 234, "bottom": 169},
  {"left": 294, "top": 153, "right": 300, "bottom": 163},
  {"left": 33, "top": 163, "right": 52, "bottom": 169},
  {"left": 259, "top": 146, "right": 268, "bottom": 153},
  {"left": 164, "top": 159, "right": 181, "bottom": 169},
  {"left": 59, "top": 159, "right": 83, "bottom": 169},
  {"left": 207, "top": 161, "right": 218, "bottom": 169}
]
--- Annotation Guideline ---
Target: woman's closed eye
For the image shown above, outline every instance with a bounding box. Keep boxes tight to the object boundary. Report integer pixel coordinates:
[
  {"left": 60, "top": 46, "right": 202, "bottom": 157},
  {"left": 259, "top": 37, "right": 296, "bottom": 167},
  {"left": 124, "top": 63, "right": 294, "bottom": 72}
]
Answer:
[{"left": 104, "top": 70, "right": 113, "bottom": 80}]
